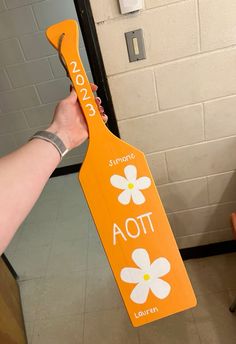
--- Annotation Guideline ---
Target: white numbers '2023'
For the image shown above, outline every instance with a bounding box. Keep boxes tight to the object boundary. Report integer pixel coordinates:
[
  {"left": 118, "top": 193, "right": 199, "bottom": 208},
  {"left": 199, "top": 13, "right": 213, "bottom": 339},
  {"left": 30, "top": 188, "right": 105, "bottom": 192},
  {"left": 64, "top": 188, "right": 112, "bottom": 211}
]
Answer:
[{"left": 70, "top": 61, "right": 95, "bottom": 117}]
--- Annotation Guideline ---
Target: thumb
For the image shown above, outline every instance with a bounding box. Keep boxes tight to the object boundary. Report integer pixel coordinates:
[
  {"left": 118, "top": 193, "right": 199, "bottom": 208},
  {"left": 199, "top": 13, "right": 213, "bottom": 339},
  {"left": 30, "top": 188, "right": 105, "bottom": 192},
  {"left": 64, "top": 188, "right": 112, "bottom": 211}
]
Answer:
[{"left": 67, "top": 86, "right": 78, "bottom": 104}]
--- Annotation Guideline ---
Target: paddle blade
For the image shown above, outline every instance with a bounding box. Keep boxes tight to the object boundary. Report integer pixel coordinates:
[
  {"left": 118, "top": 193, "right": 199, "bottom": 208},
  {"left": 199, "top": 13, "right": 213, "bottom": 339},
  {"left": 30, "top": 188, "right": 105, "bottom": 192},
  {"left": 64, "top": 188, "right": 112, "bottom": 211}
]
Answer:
[{"left": 79, "top": 133, "right": 196, "bottom": 327}]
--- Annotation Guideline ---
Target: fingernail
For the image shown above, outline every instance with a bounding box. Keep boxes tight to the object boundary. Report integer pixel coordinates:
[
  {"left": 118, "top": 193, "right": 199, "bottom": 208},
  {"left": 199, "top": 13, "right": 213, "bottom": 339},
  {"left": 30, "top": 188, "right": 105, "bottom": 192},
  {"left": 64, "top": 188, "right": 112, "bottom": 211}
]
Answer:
[
  {"left": 91, "top": 83, "right": 98, "bottom": 91},
  {"left": 96, "top": 97, "right": 102, "bottom": 105}
]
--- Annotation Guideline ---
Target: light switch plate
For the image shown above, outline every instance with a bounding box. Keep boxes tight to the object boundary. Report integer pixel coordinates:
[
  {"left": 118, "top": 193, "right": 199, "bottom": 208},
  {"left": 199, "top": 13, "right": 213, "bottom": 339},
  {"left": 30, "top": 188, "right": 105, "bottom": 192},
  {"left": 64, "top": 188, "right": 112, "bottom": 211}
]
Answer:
[
  {"left": 125, "top": 29, "right": 146, "bottom": 62},
  {"left": 119, "top": 0, "right": 143, "bottom": 14}
]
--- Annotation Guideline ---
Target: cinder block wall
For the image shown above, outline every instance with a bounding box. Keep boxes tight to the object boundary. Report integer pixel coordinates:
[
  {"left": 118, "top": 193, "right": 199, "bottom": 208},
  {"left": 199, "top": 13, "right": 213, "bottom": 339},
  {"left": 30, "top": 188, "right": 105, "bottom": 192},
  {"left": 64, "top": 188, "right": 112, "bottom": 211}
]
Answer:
[
  {"left": 90, "top": 0, "right": 236, "bottom": 248},
  {"left": 0, "top": 0, "right": 92, "bottom": 167}
]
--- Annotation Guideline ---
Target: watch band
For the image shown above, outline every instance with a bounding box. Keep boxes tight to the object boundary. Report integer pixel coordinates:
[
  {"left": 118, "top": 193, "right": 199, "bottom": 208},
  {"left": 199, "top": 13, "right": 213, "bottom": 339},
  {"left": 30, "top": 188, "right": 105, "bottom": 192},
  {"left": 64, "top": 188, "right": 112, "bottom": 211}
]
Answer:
[{"left": 30, "top": 130, "right": 69, "bottom": 160}]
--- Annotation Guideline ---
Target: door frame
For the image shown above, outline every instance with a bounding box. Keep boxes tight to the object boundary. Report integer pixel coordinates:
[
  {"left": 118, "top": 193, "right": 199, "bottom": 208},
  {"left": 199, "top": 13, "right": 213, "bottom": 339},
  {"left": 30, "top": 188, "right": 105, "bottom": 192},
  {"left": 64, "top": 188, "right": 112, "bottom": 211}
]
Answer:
[
  {"left": 2, "top": 254, "right": 18, "bottom": 279},
  {"left": 52, "top": 0, "right": 120, "bottom": 177}
]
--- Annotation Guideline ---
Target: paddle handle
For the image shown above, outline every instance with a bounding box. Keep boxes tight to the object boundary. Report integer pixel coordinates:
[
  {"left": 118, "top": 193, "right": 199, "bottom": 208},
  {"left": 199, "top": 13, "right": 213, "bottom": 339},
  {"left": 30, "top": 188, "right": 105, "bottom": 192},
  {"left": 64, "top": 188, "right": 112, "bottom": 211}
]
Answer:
[
  {"left": 46, "top": 20, "right": 108, "bottom": 137},
  {"left": 64, "top": 49, "right": 107, "bottom": 137}
]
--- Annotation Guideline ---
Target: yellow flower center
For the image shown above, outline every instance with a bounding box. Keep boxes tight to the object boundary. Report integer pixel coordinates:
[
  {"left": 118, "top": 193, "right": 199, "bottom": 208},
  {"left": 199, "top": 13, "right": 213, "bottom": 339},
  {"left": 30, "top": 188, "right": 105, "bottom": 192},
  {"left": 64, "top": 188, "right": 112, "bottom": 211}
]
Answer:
[
  {"left": 143, "top": 273, "right": 150, "bottom": 281},
  {"left": 128, "top": 183, "right": 134, "bottom": 189}
]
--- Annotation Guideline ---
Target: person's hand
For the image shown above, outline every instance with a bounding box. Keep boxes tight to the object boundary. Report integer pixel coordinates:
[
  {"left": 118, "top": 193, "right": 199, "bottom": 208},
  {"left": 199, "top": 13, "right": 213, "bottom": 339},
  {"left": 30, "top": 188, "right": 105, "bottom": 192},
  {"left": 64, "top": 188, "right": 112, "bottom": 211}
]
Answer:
[{"left": 47, "top": 83, "right": 108, "bottom": 150}]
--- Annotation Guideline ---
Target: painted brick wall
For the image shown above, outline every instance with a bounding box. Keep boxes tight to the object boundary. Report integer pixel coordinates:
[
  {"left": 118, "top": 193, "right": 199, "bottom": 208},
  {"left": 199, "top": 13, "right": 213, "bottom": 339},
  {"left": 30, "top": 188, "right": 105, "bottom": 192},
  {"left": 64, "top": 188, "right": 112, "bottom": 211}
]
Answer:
[
  {"left": 90, "top": 0, "right": 236, "bottom": 248},
  {"left": 0, "top": 0, "right": 93, "bottom": 167}
]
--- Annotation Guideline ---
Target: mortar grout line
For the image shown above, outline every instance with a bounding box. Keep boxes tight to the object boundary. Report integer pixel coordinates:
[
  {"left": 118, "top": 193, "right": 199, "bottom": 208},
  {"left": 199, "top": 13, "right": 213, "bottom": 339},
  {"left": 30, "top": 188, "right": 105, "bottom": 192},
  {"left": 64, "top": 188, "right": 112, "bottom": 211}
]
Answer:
[
  {"left": 21, "top": 109, "right": 31, "bottom": 129},
  {"left": 158, "top": 174, "right": 207, "bottom": 187},
  {"left": 4, "top": 55, "right": 55, "bottom": 67},
  {"left": 0, "top": 83, "right": 37, "bottom": 94},
  {"left": 108, "top": 44, "right": 236, "bottom": 78},
  {"left": 167, "top": 200, "right": 236, "bottom": 216},
  {"left": 196, "top": 0, "right": 202, "bottom": 52},
  {"left": 30, "top": 4, "right": 40, "bottom": 31},
  {"left": 151, "top": 68, "right": 160, "bottom": 112},
  {"left": 47, "top": 56, "right": 56, "bottom": 78},
  {"left": 3, "top": 66, "right": 13, "bottom": 89},
  {"left": 3, "top": 0, "right": 46, "bottom": 11},
  {"left": 0, "top": 100, "right": 57, "bottom": 116},
  {"left": 201, "top": 102, "right": 206, "bottom": 140},
  {"left": 32, "top": 84, "right": 43, "bottom": 105},
  {"left": 117, "top": 92, "right": 236, "bottom": 122},
  {"left": 46, "top": 56, "right": 56, "bottom": 79},
  {"left": 0, "top": 75, "right": 68, "bottom": 94},
  {"left": 205, "top": 175, "right": 211, "bottom": 205},
  {"left": 118, "top": 104, "right": 200, "bottom": 122},
  {"left": 164, "top": 152, "right": 171, "bottom": 183},
  {"left": 176, "top": 228, "right": 233, "bottom": 248},
  {"left": 16, "top": 37, "right": 27, "bottom": 62},
  {"left": 144, "top": 133, "right": 236, "bottom": 156},
  {"left": 144, "top": 0, "right": 187, "bottom": 12}
]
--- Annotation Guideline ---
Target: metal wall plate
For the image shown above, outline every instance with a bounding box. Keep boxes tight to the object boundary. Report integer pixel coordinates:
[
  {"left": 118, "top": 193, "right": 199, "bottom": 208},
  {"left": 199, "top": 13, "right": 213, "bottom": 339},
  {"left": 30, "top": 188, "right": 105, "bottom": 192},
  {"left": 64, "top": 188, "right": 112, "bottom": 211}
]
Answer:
[{"left": 125, "top": 29, "right": 146, "bottom": 62}]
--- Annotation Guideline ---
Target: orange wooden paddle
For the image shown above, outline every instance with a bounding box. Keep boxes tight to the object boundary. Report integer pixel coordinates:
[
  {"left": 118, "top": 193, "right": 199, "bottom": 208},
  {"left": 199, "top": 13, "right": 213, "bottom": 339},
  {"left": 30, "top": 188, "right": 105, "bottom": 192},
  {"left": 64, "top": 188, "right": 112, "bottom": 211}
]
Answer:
[{"left": 46, "top": 19, "right": 196, "bottom": 327}]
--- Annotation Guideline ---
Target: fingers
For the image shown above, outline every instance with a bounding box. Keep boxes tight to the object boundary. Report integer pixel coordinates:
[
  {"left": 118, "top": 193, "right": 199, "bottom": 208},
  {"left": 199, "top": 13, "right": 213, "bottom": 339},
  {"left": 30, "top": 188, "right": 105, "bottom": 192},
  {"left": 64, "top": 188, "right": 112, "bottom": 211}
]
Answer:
[
  {"left": 96, "top": 98, "right": 104, "bottom": 113},
  {"left": 69, "top": 83, "right": 97, "bottom": 103},
  {"left": 67, "top": 86, "right": 78, "bottom": 104},
  {"left": 90, "top": 83, "right": 98, "bottom": 92},
  {"left": 96, "top": 96, "right": 102, "bottom": 105},
  {"left": 95, "top": 96, "right": 108, "bottom": 123},
  {"left": 102, "top": 114, "right": 108, "bottom": 124},
  {"left": 69, "top": 83, "right": 108, "bottom": 123}
]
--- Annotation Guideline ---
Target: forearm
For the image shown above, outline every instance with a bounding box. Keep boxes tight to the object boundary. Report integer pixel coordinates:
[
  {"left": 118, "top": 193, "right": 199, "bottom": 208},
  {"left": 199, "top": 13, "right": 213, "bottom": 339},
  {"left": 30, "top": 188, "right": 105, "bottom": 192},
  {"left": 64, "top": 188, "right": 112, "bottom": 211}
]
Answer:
[
  {"left": 0, "top": 134, "right": 61, "bottom": 254},
  {"left": 0, "top": 84, "right": 102, "bottom": 255}
]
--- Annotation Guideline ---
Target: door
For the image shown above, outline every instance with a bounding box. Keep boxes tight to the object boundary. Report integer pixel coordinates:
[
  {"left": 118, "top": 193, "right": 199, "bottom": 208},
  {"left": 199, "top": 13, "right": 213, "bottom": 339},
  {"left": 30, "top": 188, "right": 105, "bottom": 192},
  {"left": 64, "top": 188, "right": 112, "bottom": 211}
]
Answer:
[{"left": 0, "top": 257, "right": 27, "bottom": 344}]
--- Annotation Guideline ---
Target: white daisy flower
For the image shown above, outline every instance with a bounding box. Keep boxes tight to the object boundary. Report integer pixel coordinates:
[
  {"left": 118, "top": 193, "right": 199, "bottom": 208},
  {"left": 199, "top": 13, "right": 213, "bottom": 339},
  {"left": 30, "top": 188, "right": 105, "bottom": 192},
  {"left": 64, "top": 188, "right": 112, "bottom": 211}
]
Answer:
[
  {"left": 110, "top": 165, "right": 151, "bottom": 205},
  {"left": 120, "top": 248, "right": 171, "bottom": 304}
]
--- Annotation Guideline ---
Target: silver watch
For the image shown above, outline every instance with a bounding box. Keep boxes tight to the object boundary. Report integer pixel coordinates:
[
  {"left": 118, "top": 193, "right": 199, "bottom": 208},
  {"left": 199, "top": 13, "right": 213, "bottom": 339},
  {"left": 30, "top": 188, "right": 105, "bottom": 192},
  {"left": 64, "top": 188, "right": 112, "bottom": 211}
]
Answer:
[{"left": 30, "top": 130, "right": 69, "bottom": 159}]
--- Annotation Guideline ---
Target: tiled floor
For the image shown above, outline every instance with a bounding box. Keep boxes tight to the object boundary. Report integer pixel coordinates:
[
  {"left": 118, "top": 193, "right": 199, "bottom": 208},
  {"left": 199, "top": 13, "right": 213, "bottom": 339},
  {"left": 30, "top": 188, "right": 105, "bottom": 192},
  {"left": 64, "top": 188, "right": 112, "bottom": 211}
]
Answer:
[{"left": 4, "top": 173, "right": 236, "bottom": 344}]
